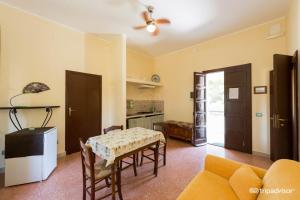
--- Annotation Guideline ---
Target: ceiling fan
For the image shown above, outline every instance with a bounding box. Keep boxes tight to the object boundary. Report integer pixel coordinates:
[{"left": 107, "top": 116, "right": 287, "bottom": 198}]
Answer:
[{"left": 133, "top": 5, "right": 171, "bottom": 36}]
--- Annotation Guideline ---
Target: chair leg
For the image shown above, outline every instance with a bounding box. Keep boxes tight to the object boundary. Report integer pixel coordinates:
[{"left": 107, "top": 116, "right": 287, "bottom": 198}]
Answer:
[
  {"left": 82, "top": 177, "right": 86, "bottom": 200},
  {"left": 163, "top": 145, "right": 167, "bottom": 166},
  {"left": 90, "top": 179, "right": 95, "bottom": 200},
  {"left": 140, "top": 150, "right": 144, "bottom": 166},
  {"left": 154, "top": 142, "right": 159, "bottom": 176},
  {"left": 120, "top": 160, "right": 123, "bottom": 170},
  {"left": 133, "top": 154, "right": 137, "bottom": 176},
  {"left": 105, "top": 177, "right": 111, "bottom": 186},
  {"left": 136, "top": 152, "right": 139, "bottom": 166}
]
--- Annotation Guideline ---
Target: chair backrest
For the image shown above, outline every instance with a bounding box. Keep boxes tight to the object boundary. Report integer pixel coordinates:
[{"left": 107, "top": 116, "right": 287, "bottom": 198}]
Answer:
[
  {"left": 153, "top": 122, "right": 167, "bottom": 143},
  {"left": 103, "top": 125, "right": 123, "bottom": 134},
  {"left": 79, "top": 138, "right": 95, "bottom": 180}
]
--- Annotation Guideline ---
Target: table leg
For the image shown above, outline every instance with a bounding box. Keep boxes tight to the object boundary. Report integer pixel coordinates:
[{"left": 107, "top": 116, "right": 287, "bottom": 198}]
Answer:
[
  {"left": 154, "top": 141, "right": 159, "bottom": 176},
  {"left": 117, "top": 160, "right": 123, "bottom": 200},
  {"left": 111, "top": 162, "right": 116, "bottom": 200}
]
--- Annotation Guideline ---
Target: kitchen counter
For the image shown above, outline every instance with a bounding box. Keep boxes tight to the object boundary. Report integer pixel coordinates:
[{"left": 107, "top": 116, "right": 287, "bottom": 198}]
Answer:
[{"left": 126, "top": 112, "right": 164, "bottom": 119}]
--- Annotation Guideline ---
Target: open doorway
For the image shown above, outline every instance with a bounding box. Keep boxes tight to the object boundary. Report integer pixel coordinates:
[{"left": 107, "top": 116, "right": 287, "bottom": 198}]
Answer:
[
  {"left": 206, "top": 71, "right": 224, "bottom": 147},
  {"left": 193, "top": 64, "right": 252, "bottom": 153}
]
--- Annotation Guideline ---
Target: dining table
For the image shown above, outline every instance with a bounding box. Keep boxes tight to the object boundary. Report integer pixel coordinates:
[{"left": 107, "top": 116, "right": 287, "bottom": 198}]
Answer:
[{"left": 86, "top": 127, "right": 166, "bottom": 200}]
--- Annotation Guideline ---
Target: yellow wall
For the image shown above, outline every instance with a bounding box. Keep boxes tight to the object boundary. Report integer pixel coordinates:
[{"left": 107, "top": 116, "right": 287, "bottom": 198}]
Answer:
[
  {"left": 286, "top": 0, "right": 300, "bottom": 157},
  {"left": 154, "top": 18, "right": 287, "bottom": 154},
  {"left": 127, "top": 48, "right": 154, "bottom": 80},
  {"left": 126, "top": 48, "right": 156, "bottom": 100},
  {"left": 84, "top": 33, "right": 127, "bottom": 128},
  {"left": 287, "top": 0, "right": 300, "bottom": 55},
  {"left": 0, "top": 4, "right": 126, "bottom": 168}
]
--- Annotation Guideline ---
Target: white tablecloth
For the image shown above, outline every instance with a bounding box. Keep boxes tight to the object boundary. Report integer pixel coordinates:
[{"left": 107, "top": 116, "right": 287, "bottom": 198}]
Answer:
[{"left": 87, "top": 127, "right": 165, "bottom": 166}]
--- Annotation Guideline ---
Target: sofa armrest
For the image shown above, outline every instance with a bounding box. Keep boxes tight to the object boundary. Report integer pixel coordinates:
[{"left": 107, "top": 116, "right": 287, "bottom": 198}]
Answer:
[{"left": 204, "top": 154, "right": 267, "bottom": 180}]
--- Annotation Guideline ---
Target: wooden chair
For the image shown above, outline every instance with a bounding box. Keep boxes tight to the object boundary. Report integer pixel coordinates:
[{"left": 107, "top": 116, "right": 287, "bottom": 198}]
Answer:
[
  {"left": 103, "top": 125, "right": 138, "bottom": 176},
  {"left": 140, "top": 122, "right": 167, "bottom": 166},
  {"left": 79, "top": 138, "right": 122, "bottom": 200}
]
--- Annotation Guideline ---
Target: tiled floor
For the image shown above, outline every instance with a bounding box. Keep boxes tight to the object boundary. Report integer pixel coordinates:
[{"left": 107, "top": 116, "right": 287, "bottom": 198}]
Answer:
[{"left": 0, "top": 139, "right": 272, "bottom": 200}]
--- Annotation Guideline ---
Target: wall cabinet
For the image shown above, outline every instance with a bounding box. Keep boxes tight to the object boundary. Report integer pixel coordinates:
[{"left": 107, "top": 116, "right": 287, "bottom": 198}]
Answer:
[{"left": 127, "top": 114, "right": 164, "bottom": 129}]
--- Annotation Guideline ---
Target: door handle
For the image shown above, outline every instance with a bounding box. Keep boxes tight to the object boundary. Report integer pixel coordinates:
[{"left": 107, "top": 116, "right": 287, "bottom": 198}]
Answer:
[
  {"left": 68, "top": 107, "right": 76, "bottom": 116},
  {"left": 273, "top": 114, "right": 288, "bottom": 128},
  {"left": 278, "top": 117, "right": 288, "bottom": 127},
  {"left": 278, "top": 118, "right": 288, "bottom": 122}
]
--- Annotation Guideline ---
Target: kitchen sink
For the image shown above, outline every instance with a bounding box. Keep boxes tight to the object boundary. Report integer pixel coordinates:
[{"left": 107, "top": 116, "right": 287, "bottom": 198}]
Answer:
[{"left": 136, "top": 111, "right": 154, "bottom": 114}]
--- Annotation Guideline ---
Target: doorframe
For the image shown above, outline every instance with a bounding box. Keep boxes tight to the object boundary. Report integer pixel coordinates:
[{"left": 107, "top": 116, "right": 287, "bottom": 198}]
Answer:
[
  {"left": 203, "top": 67, "right": 227, "bottom": 74},
  {"left": 65, "top": 70, "right": 102, "bottom": 154}
]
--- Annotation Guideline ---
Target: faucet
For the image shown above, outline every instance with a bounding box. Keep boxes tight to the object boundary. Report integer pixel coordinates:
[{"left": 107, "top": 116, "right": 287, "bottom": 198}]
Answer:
[{"left": 151, "top": 106, "right": 156, "bottom": 113}]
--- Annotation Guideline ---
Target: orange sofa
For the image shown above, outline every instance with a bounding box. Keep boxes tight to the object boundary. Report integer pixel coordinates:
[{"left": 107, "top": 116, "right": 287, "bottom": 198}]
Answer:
[{"left": 177, "top": 154, "right": 300, "bottom": 200}]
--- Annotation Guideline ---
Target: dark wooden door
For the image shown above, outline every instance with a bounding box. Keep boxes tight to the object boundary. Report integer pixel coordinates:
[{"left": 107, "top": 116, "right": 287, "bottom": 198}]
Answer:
[
  {"left": 193, "top": 72, "right": 207, "bottom": 146},
  {"left": 291, "top": 51, "right": 298, "bottom": 161},
  {"left": 65, "top": 71, "right": 102, "bottom": 154},
  {"left": 224, "top": 64, "right": 252, "bottom": 153},
  {"left": 270, "top": 54, "right": 294, "bottom": 161},
  {"left": 270, "top": 70, "right": 275, "bottom": 160}
]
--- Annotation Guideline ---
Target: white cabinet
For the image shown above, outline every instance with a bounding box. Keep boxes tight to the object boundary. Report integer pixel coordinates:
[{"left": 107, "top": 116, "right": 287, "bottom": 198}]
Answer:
[
  {"left": 5, "top": 127, "right": 57, "bottom": 186},
  {"left": 127, "top": 115, "right": 164, "bottom": 129},
  {"left": 144, "top": 116, "right": 152, "bottom": 129},
  {"left": 128, "top": 118, "right": 144, "bottom": 128},
  {"left": 42, "top": 128, "right": 57, "bottom": 180}
]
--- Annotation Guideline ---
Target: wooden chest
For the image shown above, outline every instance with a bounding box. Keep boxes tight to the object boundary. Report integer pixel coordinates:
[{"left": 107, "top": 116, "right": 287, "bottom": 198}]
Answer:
[{"left": 156, "top": 120, "right": 193, "bottom": 142}]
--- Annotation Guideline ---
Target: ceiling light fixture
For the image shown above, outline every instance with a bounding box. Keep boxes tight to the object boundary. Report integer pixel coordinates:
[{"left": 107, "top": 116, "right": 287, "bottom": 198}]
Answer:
[
  {"left": 133, "top": 5, "right": 170, "bottom": 36},
  {"left": 146, "top": 23, "right": 156, "bottom": 33}
]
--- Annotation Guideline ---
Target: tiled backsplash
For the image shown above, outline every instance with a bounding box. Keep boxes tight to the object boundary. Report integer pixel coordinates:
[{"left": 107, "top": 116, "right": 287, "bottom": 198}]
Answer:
[{"left": 127, "top": 100, "right": 164, "bottom": 115}]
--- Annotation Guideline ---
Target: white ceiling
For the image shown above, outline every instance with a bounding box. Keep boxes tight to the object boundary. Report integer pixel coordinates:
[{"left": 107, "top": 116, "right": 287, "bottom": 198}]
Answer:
[{"left": 0, "top": 0, "right": 291, "bottom": 56}]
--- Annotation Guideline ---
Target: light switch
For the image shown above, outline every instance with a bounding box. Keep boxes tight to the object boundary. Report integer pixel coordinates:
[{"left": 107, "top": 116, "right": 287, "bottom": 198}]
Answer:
[{"left": 256, "top": 112, "right": 263, "bottom": 117}]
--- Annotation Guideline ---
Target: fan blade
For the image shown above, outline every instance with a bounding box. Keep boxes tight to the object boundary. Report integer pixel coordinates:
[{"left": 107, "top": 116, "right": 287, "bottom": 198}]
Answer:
[
  {"left": 133, "top": 25, "right": 147, "bottom": 30},
  {"left": 151, "top": 26, "right": 160, "bottom": 36},
  {"left": 142, "top": 11, "right": 150, "bottom": 22},
  {"left": 156, "top": 18, "right": 171, "bottom": 25}
]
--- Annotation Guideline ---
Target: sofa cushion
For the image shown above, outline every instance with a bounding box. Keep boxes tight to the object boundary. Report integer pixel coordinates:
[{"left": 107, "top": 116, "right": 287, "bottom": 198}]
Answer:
[
  {"left": 177, "top": 170, "right": 239, "bottom": 200},
  {"left": 229, "top": 165, "right": 262, "bottom": 200},
  {"left": 205, "top": 155, "right": 266, "bottom": 180},
  {"left": 257, "top": 159, "right": 300, "bottom": 200}
]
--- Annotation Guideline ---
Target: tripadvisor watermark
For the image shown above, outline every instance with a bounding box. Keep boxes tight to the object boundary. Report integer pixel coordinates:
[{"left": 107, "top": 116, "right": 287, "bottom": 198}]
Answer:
[{"left": 249, "top": 187, "right": 296, "bottom": 194}]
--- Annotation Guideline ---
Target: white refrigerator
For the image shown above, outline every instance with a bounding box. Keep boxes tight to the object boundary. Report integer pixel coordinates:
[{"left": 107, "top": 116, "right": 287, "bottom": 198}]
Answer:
[{"left": 5, "top": 127, "right": 57, "bottom": 187}]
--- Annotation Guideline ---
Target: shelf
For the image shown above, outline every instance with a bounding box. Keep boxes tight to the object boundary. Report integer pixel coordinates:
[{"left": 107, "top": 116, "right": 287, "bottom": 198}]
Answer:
[
  {"left": 0, "top": 106, "right": 60, "bottom": 110},
  {"left": 0, "top": 106, "right": 60, "bottom": 131},
  {"left": 126, "top": 78, "right": 162, "bottom": 87}
]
